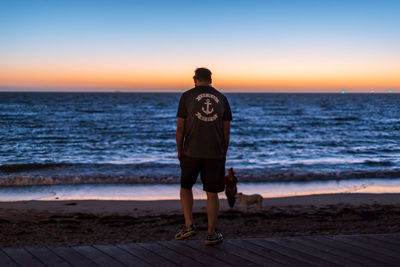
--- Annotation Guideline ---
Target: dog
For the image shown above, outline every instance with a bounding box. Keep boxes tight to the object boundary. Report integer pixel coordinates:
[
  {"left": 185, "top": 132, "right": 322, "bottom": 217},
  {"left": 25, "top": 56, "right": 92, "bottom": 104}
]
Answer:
[{"left": 235, "top": 193, "right": 263, "bottom": 213}]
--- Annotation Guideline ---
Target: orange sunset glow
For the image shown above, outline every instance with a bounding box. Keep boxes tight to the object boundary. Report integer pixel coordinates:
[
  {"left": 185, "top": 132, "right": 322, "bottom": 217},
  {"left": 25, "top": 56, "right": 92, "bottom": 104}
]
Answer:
[
  {"left": 1, "top": 66, "right": 399, "bottom": 92},
  {"left": 1, "top": 1, "right": 399, "bottom": 92}
]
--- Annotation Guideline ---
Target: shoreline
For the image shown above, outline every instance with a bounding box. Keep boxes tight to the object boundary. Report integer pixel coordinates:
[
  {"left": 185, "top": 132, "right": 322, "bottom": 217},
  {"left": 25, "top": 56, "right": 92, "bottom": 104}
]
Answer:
[{"left": 2, "top": 179, "right": 400, "bottom": 202}]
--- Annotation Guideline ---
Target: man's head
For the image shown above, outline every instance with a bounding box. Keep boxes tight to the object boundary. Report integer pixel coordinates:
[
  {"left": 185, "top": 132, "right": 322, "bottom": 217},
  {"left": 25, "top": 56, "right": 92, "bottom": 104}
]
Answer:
[{"left": 193, "top": 67, "right": 212, "bottom": 86}]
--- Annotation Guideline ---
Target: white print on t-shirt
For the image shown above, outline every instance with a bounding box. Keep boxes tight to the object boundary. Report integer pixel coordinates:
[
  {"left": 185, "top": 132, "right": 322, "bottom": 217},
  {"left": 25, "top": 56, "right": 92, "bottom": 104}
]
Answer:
[
  {"left": 196, "top": 93, "right": 220, "bottom": 103},
  {"left": 195, "top": 93, "right": 220, "bottom": 122},
  {"left": 202, "top": 99, "right": 214, "bottom": 115},
  {"left": 196, "top": 112, "right": 218, "bottom": 121}
]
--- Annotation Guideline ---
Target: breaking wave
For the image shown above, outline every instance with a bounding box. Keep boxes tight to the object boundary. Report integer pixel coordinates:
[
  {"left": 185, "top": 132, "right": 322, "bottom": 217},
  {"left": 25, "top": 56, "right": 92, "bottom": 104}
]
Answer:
[{"left": 0, "top": 163, "right": 399, "bottom": 186}]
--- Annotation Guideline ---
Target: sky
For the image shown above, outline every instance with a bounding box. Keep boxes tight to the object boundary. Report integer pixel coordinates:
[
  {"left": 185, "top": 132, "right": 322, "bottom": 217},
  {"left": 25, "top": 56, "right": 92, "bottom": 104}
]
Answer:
[{"left": 1, "top": 0, "right": 399, "bottom": 92}]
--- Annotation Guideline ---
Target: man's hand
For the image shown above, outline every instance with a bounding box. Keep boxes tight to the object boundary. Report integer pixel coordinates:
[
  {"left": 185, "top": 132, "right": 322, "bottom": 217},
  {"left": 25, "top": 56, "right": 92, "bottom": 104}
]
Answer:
[
  {"left": 223, "top": 120, "right": 230, "bottom": 165},
  {"left": 178, "top": 152, "right": 184, "bottom": 164},
  {"left": 176, "top": 117, "right": 185, "bottom": 165}
]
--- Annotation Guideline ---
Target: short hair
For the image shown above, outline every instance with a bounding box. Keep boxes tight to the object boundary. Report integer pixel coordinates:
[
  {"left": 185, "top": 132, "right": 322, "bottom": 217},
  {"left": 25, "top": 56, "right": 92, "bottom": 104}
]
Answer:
[{"left": 194, "top": 68, "right": 212, "bottom": 82}]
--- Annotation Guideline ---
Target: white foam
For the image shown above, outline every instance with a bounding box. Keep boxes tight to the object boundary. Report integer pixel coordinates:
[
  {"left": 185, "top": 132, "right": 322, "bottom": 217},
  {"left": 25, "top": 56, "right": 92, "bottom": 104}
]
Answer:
[{"left": 1, "top": 178, "right": 400, "bottom": 201}]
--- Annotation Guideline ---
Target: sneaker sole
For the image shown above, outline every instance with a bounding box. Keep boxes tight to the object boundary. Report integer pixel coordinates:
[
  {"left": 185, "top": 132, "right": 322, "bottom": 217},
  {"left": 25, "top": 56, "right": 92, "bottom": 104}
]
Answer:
[
  {"left": 205, "top": 238, "right": 223, "bottom": 245},
  {"left": 175, "top": 231, "right": 197, "bottom": 240}
]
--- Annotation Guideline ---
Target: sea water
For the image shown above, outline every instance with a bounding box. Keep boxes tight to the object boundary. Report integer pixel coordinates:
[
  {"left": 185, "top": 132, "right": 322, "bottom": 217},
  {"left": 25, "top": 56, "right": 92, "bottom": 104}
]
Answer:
[{"left": 1, "top": 92, "right": 399, "bottom": 187}]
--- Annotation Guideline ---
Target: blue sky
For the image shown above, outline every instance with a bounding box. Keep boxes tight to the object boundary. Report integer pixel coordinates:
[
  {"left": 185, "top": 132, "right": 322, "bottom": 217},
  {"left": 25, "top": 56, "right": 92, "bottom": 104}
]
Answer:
[{"left": 1, "top": 0, "right": 399, "bottom": 91}]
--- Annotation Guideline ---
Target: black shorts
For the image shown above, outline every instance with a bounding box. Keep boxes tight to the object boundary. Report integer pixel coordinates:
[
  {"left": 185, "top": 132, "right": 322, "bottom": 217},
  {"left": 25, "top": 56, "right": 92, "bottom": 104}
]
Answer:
[{"left": 180, "top": 155, "right": 225, "bottom": 193}]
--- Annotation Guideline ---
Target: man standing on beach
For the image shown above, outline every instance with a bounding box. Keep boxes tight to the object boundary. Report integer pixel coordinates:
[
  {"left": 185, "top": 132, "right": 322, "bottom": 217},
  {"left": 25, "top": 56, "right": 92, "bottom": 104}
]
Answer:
[{"left": 175, "top": 68, "right": 232, "bottom": 245}]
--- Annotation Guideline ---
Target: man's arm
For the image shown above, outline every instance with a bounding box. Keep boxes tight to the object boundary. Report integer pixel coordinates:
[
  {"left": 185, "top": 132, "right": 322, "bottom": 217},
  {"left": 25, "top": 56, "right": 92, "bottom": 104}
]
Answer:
[
  {"left": 176, "top": 117, "right": 185, "bottom": 163},
  {"left": 223, "top": 120, "right": 231, "bottom": 162}
]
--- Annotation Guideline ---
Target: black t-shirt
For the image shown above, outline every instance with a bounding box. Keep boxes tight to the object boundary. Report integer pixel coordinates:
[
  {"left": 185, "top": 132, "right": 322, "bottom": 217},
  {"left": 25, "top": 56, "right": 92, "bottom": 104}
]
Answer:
[{"left": 177, "top": 86, "right": 232, "bottom": 159}]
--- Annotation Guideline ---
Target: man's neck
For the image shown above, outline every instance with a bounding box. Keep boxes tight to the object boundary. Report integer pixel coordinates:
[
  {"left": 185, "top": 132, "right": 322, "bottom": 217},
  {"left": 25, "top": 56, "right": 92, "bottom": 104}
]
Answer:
[{"left": 196, "top": 82, "right": 211, "bottom": 87}]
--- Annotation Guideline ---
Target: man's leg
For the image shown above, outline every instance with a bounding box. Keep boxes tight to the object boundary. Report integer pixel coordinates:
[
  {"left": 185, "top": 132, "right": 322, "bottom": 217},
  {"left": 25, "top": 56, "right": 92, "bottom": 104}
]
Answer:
[
  {"left": 175, "top": 156, "right": 199, "bottom": 240},
  {"left": 180, "top": 187, "right": 193, "bottom": 226},
  {"left": 206, "top": 191, "right": 219, "bottom": 234}
]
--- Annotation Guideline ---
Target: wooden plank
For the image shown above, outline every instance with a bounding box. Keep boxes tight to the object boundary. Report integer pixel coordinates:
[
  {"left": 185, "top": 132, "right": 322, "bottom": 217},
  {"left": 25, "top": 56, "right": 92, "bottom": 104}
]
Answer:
[
  {"left": 321, "top": 236, "right": 399, "bottom": 266},
  {"left": 73, "top": 245, "right": 125, "bottom": 267},
  {"left": 0, "top": 249, "right": 19, "bottom": 267},
  {"left": 49, "top": 246, "right": 99, "bottom": 267},
  {"left": 223, "top": 239, "right": 283, "bottom": 266},
  {"left": 226, "top": 239, "right": 302, "bottom": 266},
  {"left": 265, "top": 237, "right": 341, "bottom": 267},
  {"left": 305, "top": 236, "right": 387, "bottom": 267},
  {"left": 367, "top": 234, "right": 400, "bottom": 247},
  {"left": 278, "top": 237, "right": 360, "bottom": 267},
  {"left": 389, "top": 234, "right": 400, "bottom": 242},
  {"left": 184, "top": 240, "right": 254, "bottom": 267},
  {"left": 25, "top": 247, "right": 72, "bottom": 267},
  {"left": 251, "top": 238, "right": 334, "bottom": 266},
  {"left": 323, "top": 235, "right": 400, "bottom": 266},
  {"left": 380, "top": 233, "right": 400, "bottom": 240},
  {"left": 117, "top": 243, "right": 178, "bottom": 267},
  {"left": 373, "top": 234, "right": 400, "bottom": 247},
  {"left": 139, "top": 242, "right": 204, "bottom": 267},
  {"left": 285, "top": 237, "right": 365, "bottom": 267},
  {"left": 352, "top": 235, "right": 400, "bottom": 254},
  {"left": 334, "top": 235, "right": 400, "bottom": 262},
  {"left": 380, "top": 235, "right": 400, "bottom": 244},
  {"left": 159, "top": 240, "right": 228, "bottom": 266},
  {"left": 2, "top": 247, "right": 45, "bottom": 267},
  {"left": 94, "top": 244, "right": 152, "bottom": 267}
]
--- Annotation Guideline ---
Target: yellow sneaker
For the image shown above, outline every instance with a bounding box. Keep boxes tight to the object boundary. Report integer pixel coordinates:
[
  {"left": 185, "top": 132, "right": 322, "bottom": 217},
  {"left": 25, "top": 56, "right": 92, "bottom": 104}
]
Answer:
[{"left": 174, "top": 224, "right": 197, "bottom": 240}]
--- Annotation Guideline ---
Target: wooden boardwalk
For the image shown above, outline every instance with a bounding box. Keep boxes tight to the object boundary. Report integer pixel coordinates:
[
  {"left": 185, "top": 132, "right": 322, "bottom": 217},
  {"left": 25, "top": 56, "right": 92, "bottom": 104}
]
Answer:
[{"left": 1, "top": 233, "right": 400, "bottom": 266}]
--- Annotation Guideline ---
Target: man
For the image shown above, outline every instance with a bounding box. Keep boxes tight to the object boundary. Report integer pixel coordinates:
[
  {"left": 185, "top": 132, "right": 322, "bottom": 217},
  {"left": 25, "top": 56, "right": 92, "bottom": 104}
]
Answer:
[{"left": 175, "top": 67, "right": 232, "bottom": 245}]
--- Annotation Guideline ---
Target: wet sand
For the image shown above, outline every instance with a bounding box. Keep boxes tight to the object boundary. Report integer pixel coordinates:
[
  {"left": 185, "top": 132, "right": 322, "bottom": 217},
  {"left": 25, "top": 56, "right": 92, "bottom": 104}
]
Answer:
[{"left": 1, "top": 193, "right": 400, "bottom": 247}]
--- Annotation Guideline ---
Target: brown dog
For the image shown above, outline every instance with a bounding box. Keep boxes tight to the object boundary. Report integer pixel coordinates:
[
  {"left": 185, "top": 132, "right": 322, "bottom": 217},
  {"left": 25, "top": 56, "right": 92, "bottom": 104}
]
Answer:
[{"left": 235, "top": 193, "right": 263, "bottom": 213}]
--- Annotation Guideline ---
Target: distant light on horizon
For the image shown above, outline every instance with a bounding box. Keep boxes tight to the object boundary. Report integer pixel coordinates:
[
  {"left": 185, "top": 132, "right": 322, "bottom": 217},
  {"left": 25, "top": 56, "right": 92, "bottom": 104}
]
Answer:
[
  {"left": 342, "top": 91, "right": 345, "bottom": 94},
  {"left": 388, "top": 90, "right": 392, "bottom": 93}
]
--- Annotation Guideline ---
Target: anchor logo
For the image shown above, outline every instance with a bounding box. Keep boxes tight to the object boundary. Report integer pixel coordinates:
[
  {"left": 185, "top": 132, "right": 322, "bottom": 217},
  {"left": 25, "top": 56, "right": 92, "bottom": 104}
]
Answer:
[
  {"left": 195, "top": 94, "right": 219, "bottom": 122},
  {"left": 202, "top": 99, "right": 214, "bottom": 115}
]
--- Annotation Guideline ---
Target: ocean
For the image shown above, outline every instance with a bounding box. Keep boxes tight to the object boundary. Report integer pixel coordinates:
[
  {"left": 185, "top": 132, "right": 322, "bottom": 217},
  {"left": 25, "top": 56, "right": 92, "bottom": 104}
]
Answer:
[{"left": 1, "top": 92, "right": 399, "bottom": 187}]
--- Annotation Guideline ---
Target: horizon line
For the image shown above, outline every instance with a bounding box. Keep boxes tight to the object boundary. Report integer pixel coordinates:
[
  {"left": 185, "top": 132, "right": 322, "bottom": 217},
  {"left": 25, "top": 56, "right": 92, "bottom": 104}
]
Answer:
[{"left": 0, "top": 89, "right": 397, "bottom": 94}]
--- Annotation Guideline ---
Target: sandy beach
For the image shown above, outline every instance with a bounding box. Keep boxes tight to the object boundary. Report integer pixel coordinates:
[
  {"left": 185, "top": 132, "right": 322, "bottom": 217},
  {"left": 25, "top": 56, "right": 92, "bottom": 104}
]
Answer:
[{"left": 0, "top": 193, "right": 399, "bottom": 247}]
